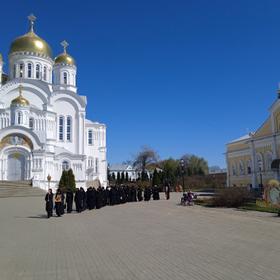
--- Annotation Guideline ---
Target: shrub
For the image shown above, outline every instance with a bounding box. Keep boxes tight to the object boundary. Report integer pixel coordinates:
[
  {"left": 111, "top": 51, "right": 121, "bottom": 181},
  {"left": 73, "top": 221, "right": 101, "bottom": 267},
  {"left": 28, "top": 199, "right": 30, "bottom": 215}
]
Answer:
[{"left": 212, "top": 187, "right": 252, "bottom": 207}]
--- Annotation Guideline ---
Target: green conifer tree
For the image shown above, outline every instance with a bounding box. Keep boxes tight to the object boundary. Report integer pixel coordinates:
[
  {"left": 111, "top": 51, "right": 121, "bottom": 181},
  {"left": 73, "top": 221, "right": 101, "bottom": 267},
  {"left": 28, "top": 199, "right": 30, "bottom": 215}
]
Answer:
[{"left": 67, "top": 168, "right": 76, "bottom": 192}]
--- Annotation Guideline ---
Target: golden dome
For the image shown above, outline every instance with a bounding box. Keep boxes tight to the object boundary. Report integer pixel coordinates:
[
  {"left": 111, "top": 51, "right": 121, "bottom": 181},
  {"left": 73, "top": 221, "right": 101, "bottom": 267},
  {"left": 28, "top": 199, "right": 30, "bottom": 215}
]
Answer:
[
  {"left": 54, "top": 53, "right": 76, "bottom": 66},
  {"left": 11, "top": 85, "right": 30, "bottom": 106},
  {"left": 0, "top": 53, "right": 2, "bottom": 61},
  {"left": 9, "top": 31, "right": 52, "bottom": 58},
  {"left": 54, "top": 40, "right": 75, "bottom": 66}
]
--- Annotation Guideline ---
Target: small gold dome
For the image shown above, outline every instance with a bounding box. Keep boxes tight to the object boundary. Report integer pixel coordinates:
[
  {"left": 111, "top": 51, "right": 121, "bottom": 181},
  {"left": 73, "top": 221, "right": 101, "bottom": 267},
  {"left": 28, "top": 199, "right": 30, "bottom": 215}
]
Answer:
[
  {"left": 9, "top": 31, "right": 52, "bottom": 58},
  {"left": 11, "top": 86, "right": 30, "bottom": 106},
  {"left": 0, "top": 53, "right": 2, "bottom": 61},
  {"left": 54, "top": 53, "right": 76, "bottom": 66}
]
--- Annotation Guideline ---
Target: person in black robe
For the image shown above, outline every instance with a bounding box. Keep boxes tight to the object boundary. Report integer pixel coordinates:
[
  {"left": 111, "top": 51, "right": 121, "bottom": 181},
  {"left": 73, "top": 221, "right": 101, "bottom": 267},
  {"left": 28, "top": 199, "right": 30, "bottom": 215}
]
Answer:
[
  {"left": 66, "top": 190, "right": 73, "bottom": 213},
  {"left": 45, "top": 188, "right": 53, "bottom": 218},
  {"left": 80, "top": 187, "right": 87, "bottom": 211},
  {"left": 74, "top": 188, "right": 83, "bottom": 213},
  {"left": 96, "top": 187, "right": 103, "bottom": 209},
  {"left": 86, "top": 187, "right": 94, "bottom": 210},
  {"left": 144, "top": 187, "right": 152, "bottom": 201},
  {"left": 152, "top": 185, "right": 160, "bottom": 200},
  {"left": 106, "top": 187, "right": 111, "bottom": 205},
  {"left": 137, "top": 187, "right": 143, "bottom": 202},
  {"left": 61, "top": 191, "right": 65, "bottom": 215},
  {"left": 116, "top": 186, "right": 121, "bottom": 205},
  {"left": 165, "top": 184, "right": 170, "bottom": 200},
  {"left": 132, "top": 186, "right": 137, "bottom": 202},
  {"left": 54, "top": 189, "right": 63, "bottom": 217}
]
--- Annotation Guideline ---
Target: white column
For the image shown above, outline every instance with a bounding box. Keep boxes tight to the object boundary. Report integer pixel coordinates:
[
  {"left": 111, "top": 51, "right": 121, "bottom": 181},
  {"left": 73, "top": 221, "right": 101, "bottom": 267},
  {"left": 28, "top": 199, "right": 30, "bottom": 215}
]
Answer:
[{"left": 250, "top": 140, "right": 257, "bottom": 188}]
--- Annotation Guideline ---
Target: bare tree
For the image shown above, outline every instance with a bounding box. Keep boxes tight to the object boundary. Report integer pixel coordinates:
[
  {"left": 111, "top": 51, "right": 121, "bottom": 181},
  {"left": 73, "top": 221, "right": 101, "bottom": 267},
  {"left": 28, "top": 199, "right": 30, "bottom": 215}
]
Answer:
[{"left": 133, "top": 146, "right": 159, "bottom": 173}]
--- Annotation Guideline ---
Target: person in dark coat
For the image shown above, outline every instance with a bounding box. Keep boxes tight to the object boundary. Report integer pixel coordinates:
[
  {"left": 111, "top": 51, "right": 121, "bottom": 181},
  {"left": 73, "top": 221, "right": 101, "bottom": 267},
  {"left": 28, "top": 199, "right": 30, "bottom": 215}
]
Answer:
[
  {"left": 137, "top": 187, "right": 143, "bottom": 202},
  {"left": 54, "top": 189, "right": 63, "bottom": 217},
  {"left": 66, "top": 190, "right": 74, "bottom": 213},
  {"left": 45, "top": 188, "right": 53, "bottom": 218}
]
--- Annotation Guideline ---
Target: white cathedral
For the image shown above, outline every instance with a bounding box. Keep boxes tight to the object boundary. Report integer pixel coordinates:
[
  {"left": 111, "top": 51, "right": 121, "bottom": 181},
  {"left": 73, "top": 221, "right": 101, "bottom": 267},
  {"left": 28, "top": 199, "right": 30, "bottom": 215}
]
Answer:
[{"left": 0, "top": 15, "right": 107, "bottom": 190}]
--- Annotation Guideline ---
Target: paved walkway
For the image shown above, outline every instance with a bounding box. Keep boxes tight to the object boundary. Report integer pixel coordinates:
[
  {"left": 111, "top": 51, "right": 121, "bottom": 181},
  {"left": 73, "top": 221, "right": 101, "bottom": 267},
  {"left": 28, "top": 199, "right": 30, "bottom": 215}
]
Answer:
[{"left": 0, "top": 193, "right": 280, "bottom": 280}]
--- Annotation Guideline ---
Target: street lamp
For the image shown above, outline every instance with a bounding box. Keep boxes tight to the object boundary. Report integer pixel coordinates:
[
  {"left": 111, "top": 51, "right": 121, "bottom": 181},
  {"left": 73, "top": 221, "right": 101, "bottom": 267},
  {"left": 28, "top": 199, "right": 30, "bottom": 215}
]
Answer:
[
  {"left": 258, "top": 160, "right": 263, "bottom": 193},
  {"left": 180, "top": 159, "right": 186, "bottom": 193}
]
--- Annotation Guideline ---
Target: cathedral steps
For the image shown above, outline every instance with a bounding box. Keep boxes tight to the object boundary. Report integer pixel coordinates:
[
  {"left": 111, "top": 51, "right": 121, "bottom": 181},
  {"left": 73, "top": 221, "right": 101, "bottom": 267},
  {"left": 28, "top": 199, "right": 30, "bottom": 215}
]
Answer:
[{"left": 0, "top": 181, "right": 45, "bottom": 198}]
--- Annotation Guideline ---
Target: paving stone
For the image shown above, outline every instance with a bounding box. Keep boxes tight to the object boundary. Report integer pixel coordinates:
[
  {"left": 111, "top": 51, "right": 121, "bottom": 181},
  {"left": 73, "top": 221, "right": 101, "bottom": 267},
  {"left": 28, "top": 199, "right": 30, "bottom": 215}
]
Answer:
[{"left": 0, "top": 193, "right": 279, "bottom": 280}]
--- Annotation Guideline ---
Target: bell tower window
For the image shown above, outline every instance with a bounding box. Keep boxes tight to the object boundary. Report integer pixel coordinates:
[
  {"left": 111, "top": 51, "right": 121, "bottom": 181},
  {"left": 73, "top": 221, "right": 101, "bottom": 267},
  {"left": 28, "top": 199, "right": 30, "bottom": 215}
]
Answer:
[
  {"left": 66, "top": 116, "right": 72, "bottom": 141},
  {"left": 19, "top": 63, "right": 24, "bottom": 78},
  {"left": 17, "top": 112, "right": 23, "bottom": 125},
  {"left": 88, "top": 129, "right": 93, "bottom": 145},
  {"left": 63, "top": 72, "right": 68, "bottom": 84},
  {"left": 59, "top": 116, "right": 64, "bottom": 141},
  {"left": 29, "top": 117, "right": 34, "bottom": 129},
  {"left": 43, "top": 66, "right": 47, "bottom": 81},
  {"left": 36, "top": 64, "right": 40, "bottom": 79},
  {"left": 28, "top": 63, "right": 32, "bottom": 78}
]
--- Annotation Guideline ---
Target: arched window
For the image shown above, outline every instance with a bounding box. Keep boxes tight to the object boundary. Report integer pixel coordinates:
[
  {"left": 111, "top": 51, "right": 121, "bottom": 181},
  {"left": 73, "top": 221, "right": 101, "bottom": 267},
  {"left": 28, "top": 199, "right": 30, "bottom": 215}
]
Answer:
[
  {"left": 19, "top": 63, "right": 24, "bottom": 78},
  {"left": 36, "top": 64, "right": 40, "bottom": 79},
  {"left": 17, "top": 112, "right": 23, "bottom": 124},
  {"left": 27, "top": 63, "right": 32, "bottom": 78},
  {"left": 29, "top": 118, "right": 34, "bottom": 129},
  {"left": 13, "top": 64, "right": 16, "bottom": 78},
  {"left": 239, "top": 161, "right": 245, "bottom": 175},
  {"left": 62, "top": 160, "right": 70, "bottom": 171},
  {"left": 95, "top": 158, "right": 99, "bottom": 173},
  {"left": 247, "top": 160, "right": 252, "bottom": 174},
  {"left": 88, "top": 129, "right": 93, "bottom": 145},
  {"left": 66, "top": 116, "right": 72, "bottom": 141},
  {"left": 59, "top": 116, "right": 64, "bottom": 141},
  {"left": 63, "top": 72, "right": 68, "bottom": 84},
  {"left": 256, "top": 154, "right": 263, "bottom": 172},
  {"left": 232, "top": 163, "right": 237, "bottom": 176},
  {"left": 265, "top": 152, "right": 273, "bottom": 171},
  {"left": 43, "top": 66, "right": 47, "bottom": 81}
]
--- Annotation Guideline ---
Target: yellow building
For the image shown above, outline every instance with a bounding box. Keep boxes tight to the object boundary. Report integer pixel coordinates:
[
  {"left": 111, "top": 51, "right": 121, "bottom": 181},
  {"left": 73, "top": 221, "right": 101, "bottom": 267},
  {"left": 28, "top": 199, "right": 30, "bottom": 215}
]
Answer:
[{"left": 226, "top": 92, "right": 280, "bottom": 188}]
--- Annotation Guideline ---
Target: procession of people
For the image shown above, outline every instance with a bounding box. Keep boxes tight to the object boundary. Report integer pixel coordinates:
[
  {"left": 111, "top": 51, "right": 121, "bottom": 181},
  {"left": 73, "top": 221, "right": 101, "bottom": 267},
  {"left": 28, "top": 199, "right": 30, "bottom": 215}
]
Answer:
[{"left": 45, "top": 185, "right": 170, "bottom": 218}]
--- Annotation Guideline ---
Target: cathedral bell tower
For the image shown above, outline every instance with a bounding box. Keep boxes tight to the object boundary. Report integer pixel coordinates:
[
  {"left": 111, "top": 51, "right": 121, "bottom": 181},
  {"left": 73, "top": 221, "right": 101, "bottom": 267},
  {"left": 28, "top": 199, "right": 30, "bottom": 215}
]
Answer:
[{"left": 53, "top": 40, "right": 77, "bottom": 93}]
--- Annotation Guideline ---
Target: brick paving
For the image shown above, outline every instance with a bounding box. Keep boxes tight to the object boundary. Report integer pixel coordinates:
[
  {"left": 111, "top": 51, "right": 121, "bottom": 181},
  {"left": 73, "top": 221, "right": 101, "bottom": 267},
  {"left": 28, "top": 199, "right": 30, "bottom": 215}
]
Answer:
[{"left": 0, "top": 193, "right": 280, "bottom": 280}]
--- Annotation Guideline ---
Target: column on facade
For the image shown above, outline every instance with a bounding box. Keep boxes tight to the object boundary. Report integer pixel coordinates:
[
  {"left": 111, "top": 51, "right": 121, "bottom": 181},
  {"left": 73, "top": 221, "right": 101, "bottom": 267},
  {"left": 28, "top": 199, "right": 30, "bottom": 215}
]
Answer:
[{"left": 249, "top": 140, "right": 257, "bottom": 188}]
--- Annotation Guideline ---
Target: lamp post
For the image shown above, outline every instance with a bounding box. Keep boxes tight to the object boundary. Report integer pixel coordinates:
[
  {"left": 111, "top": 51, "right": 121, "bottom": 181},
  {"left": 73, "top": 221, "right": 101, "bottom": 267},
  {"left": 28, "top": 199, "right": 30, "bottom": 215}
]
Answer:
[
  {"left": 258, "top": 160, "right": 263, "bottom": 193},
  {"left": 47, "top": 174, "right": 51, "bottom": 190},
  {"left": 180, "top": 159, "right": 186, "bottom": 193}
]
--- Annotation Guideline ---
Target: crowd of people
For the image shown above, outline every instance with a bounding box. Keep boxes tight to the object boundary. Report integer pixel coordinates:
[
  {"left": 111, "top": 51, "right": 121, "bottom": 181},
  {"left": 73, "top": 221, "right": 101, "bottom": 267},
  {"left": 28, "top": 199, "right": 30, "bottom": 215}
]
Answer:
[{"left": 45, "top": 185, "right": 171, "bottom": 218}]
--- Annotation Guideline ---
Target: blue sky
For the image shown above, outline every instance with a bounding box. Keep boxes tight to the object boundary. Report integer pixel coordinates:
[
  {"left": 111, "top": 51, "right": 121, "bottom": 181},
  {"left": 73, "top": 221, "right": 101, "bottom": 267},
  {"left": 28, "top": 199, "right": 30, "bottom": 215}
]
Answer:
[{"left": 1, "top": 0, "right": 280, "bottom": 167}]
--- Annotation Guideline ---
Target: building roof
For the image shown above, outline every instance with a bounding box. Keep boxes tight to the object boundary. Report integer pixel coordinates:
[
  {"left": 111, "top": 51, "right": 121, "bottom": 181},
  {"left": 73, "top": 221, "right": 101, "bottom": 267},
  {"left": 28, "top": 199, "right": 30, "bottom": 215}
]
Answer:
[
  {"left": 109, "top": 164, "right": 134, "bottom": 171},
  {"left": 228, "top": 134, "right": 251, "bottom": 144}
]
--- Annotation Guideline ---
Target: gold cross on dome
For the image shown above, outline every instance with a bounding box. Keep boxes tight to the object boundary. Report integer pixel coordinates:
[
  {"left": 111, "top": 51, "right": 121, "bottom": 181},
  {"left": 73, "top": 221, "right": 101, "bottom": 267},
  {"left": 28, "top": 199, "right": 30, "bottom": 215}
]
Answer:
[
  {"left": 28, "top": 14, "right": 37, "bottom": 32},
  {"left": 61, "top": 40, "right": 69, "bottom": 54},
  {"left": 18, "top": 85, "right": 23, "bottom": 96}
]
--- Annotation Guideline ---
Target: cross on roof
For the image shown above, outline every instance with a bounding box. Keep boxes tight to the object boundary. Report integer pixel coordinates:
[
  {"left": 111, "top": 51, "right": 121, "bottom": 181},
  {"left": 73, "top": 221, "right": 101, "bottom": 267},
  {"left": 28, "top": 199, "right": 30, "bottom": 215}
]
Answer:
[
  {"left": 61, "top": 40, "right": 69, "bottom": 54},
  {"left": 18, "top": 85, "right": 23, "bottom": 96},
  {"left": 28, "top": 14, "right": 37, "bottom": 32}
]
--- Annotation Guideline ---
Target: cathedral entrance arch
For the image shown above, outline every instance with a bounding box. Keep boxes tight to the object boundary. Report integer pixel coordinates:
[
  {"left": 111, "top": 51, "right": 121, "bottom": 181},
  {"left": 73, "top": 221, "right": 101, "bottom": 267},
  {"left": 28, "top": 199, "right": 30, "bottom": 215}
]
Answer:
[{"left": 7, "top": 153, "right": 26, "bottom": 180}]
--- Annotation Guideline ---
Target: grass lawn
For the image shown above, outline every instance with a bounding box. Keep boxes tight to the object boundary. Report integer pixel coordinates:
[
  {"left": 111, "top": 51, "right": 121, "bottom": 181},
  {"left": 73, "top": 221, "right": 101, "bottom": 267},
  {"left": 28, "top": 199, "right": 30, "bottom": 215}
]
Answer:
[{"left": 238, "top": 202, "right": 280, "bottom": 214}]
